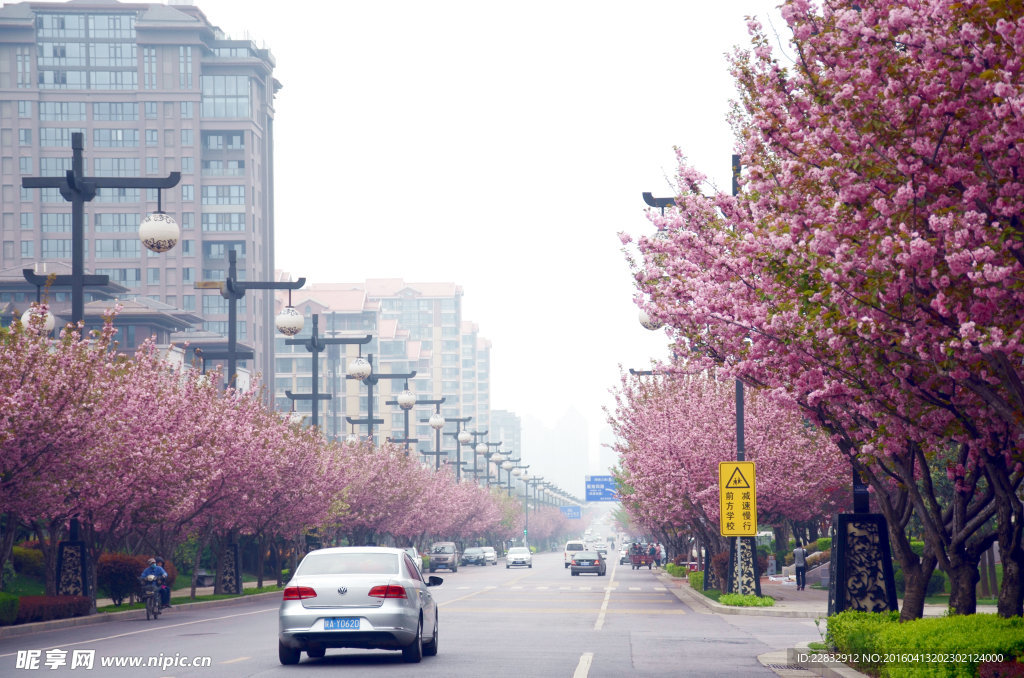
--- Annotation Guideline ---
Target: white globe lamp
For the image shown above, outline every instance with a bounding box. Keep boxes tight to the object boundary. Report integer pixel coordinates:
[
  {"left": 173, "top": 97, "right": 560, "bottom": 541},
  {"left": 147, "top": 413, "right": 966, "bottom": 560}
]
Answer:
[
  {"left": 21, "top": 306, "right": 55, "bottom": 332},
  {"left": 275, "top": 306, "right": 304, "bottom": 336},
  {"left": 139, "top": 212, "right": 179, "bottom": 253},
  {"left": 347, "top": 356, "right": 372, "bottom": 380},
  {"left": 428, "top": 412, "right": 445, "bottom": 430},
  {"left": 397, "top": 389, "right": 416, "bottom": 410},
  {"left": 639, "top": 309, "right": 663, "bottom": 330}
]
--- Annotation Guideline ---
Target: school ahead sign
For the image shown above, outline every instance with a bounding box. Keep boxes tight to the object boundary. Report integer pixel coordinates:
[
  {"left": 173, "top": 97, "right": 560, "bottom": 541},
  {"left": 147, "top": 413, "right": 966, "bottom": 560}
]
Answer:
[
  {"left": 719, "top": 461, "right": 757, "bottom": 536},
  {"left": 585, "top": 475, "right": 617, "bottom": 502}
]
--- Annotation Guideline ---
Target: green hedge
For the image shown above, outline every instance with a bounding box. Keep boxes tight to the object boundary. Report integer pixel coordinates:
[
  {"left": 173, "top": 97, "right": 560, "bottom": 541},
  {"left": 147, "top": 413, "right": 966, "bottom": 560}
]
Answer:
[
  {"left": 816, "top": 537, "right": 832, "bottom": 552},
  {"left": 0, "top": 592, "right": 18, "bottom": 625},
  {"left": 12, "top": 546, "right": 44, "bottom": 578},
  {"left": 719, "top": 593, "right": 774, "bottom": 607},
  {"left": 665, "top": 563, "right": 687, "bottom": 578},
  {"left": 688, "top": 570, "right": 703, "bottom": 591},
  {"left": 827, "top": 611, "right": 1024, "bottom": 677}
]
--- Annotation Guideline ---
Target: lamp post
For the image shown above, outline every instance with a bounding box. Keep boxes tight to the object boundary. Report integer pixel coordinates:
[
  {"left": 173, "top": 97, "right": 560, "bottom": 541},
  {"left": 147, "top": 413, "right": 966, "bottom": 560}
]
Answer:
[
  {"left": 522, "top": 474, "right": 544, "bottom": 547},
  {"left": 479, "top": 441, "right": 503, "bottom": 487},
  {"left": 416, "top": 398, "right": 447, "bottom": 469},
  {"left": 194, "top": 249, "right": 306, "bottom": 390},
  {"left": 284, "top": 314, "right": 371, "bottom": 430},
  {"left": 469, "top": 429, "right": 488, "bottom": 482},
  {"left": 21, "top": 132, "right": 183, "bottom": 602},
  {"left": 501, "top": 458, "right": 521, "bottom": 496},
  {"left": 384, "top": 381, "right": 419, "bottom": 456},
  {"left": 345, "top": 353, "right": 416, "bottom": 442},
  {"left": 443, "top": 417, "right": 473, "bottom": 482}
]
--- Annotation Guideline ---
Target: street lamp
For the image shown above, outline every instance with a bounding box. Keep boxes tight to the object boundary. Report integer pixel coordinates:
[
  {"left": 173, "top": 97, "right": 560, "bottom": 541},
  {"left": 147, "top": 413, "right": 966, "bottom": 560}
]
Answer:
[
  {"left": 194, "top": 249, "right": 306, "bottom": 390},
  {"left": 480, "top": 441, "right": 503, "bottom": 487},
  {"left": 284, "top": 314, "right": 371, "bottom": 430},
  {"left": 416, "top": 398, "right": 447, "bottom": 469},
  {"left": 384, "top": 382, "right": 419, "bottom": 456},
  {"left": 345, "top": 353, "right": 416, "bottom": 442},
  {"left": 443, "top": 418, "right": 473, "bottom": 483},
  {"left": 20, "top": 132, "right": 182, "bottom": 601},
  {"left": 522, "top": 474, "right": 544, "bottom": 547},
  {"left": 469, "top": 429, "right": 488, "bottom": 482}
]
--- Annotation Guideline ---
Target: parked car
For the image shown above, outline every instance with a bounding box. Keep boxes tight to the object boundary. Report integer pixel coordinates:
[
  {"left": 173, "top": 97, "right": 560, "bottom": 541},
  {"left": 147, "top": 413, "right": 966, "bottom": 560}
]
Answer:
[
  {"left": 481, "top": 546, "right": 497, "bottom": 565},
  {"left": 278, "top": 546, "right": 441, "bottom": 664},
  {"left": 461, "top": 547, "right": 486, "bottom": 566},
  {"left": 429, "top": 542, "right": 458, "bottom": 573},
  {"left": 563, "top": 540, "right": 586, "bottom": 568},
  {"left": 506, "top": 546, "right": 532, "bottom": 568},
  {"left": 570, "top": 551, "right": 606, "bottom": 576}
]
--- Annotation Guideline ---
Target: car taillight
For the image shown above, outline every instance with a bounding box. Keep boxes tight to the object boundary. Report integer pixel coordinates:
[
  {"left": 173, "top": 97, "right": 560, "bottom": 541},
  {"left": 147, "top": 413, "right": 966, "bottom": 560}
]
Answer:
[
  {"left": 283, "top": 586, "right": 317, "bottom": 600},
  {"left": 571, "top": 560, "right": 577, "bottom": 566},
  {"left": 368, "top": 585, "right": 408, "bottom": 599}
]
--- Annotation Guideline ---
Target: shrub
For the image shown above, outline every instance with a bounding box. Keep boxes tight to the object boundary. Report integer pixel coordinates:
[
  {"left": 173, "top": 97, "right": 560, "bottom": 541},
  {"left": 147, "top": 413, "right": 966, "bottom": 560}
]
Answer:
[
  {"left": 15, "top": 596, "right": 90, "bottom": 623},
  {"left": 665, "top": 563, "right": 687, "bottom": 578},
  {"left": 688, "top": 570, "right": 703, "bottom": 590},
  {"left": 816, "top": 537, "right": 832, "bottom": 552},
  {"left": 826, "top": 610, "right": 900, "bottom": 656},
  {"left": 719, "top": 593, "right": 774, "bottom": 607},
  {"left": 97, "top": 554, "right": 148, "bottom": 606},
  {"left": 0, "top": 592, "right": 18, "bottom": 625},
  {"left": 874, "top": 614, "right": 1024, "bottom": 678},
  {"left": 12, "top": 546, "right": 44, "bottom": 578}
]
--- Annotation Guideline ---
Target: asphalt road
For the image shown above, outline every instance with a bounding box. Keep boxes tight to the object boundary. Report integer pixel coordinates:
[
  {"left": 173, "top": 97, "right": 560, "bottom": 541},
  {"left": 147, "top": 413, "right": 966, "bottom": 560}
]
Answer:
[{"left": 0, "top": 552, "right": 820, "bottom": 677}]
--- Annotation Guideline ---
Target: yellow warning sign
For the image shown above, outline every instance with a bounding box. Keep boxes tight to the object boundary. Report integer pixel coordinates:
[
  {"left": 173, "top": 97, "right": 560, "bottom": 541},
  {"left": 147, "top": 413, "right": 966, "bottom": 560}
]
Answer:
[{"left": 719, "top": 461, "right": 757, "bottom": 537}]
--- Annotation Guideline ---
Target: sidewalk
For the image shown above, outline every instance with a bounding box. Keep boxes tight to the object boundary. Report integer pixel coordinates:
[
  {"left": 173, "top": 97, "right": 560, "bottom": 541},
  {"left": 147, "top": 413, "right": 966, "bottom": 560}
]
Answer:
[
  {"left": 655, "top": 571, "right": 999, "bottom": 678},
  {"left": 94, "top": 578, "right": 270, "bottom": 608}
]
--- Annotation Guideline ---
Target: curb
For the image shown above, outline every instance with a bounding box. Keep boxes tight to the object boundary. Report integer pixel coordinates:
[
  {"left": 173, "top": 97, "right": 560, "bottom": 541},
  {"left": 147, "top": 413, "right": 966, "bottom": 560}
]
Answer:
[
  {"left": 0, "top": 590, "right": 283, "bottom": 640},
  {"left": 657, "top": 573, "right": 828, "bottom": 619}
]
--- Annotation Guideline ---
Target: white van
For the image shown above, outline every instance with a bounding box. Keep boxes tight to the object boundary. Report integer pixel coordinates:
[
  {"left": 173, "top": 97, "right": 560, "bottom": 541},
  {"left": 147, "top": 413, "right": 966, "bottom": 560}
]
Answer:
[{"left": 563, "top": 540, "right": 586, "bottom": 568}]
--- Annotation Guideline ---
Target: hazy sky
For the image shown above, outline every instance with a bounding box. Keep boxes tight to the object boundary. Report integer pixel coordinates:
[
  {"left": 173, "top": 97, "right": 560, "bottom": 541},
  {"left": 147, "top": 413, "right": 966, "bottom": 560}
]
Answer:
[
  {"left": 24, "top": 0, "right": 787, "bottom": 485},
  {"left": 183, "top": 0, "right": 785, "bottom": 478}
]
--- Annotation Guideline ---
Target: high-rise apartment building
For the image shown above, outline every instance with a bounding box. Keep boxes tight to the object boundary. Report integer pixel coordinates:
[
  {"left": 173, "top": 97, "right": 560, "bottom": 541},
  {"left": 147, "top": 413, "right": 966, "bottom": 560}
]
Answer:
[
  {"left": 0, "top": 1, "right": 278, "bottom": 384},
  {"left": 276, "top": 280, "right": 492, "bottom": 466}
]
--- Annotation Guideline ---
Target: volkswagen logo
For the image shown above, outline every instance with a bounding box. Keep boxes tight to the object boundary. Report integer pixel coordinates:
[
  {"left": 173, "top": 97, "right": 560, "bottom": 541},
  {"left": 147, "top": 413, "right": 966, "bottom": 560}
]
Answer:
[{"left": 337, "top": 587, "right": 348, "bottom": 595}]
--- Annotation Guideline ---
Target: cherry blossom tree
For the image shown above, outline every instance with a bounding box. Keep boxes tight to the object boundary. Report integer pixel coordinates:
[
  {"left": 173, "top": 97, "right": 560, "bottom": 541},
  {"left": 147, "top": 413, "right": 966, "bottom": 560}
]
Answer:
[{"left": 623, "top": 0, "right": 1023, "bottom": 616}]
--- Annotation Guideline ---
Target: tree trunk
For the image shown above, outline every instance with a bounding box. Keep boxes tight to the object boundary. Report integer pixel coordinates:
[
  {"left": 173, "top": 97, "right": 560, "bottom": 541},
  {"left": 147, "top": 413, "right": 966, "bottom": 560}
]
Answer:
[
  {"left": 947, "top": 561, "right": 979, "bottom": 615},
  {"left": 0, "top": 514, "right": 17, "bottom": 592},
  {"left": 190, "top": 535, "right": 205, "bottom": 600},
  {"left": 898, "top": 552, "right": 938, "bottom": 621},
  {"left": 987, "top": 459, "right": 1024, "bottom": 617},
  {"left": 256, "top": 534, "right": 266, "bottom": 589}
]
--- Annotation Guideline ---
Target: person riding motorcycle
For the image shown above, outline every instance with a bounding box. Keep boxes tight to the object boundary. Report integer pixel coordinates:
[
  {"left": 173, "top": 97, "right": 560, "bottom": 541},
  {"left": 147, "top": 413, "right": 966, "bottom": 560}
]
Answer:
[{"left": 140, "top": 557, "right": 171, "bottom": 609}]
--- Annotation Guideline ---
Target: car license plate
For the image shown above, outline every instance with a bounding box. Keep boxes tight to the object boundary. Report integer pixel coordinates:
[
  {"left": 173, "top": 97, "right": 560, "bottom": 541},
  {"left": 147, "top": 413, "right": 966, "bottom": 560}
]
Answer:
[{"left": 325, "top": 617, "right": 360, "bottom": 630}]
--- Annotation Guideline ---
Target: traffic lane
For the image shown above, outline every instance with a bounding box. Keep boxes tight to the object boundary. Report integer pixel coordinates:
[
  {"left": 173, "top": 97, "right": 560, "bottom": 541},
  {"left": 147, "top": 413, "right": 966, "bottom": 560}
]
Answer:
[{"left": 0, "top": 597, "right": 281, "bottom": 676}]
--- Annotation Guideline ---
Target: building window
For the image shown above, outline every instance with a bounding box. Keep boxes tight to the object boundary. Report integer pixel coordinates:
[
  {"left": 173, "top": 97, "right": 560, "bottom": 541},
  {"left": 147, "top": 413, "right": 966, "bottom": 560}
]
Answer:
[
  {"left": 93, "top": 102, "right": 137, "bottom": 121},
  {"left": 42, "top": 239, "right": 73, "bottom": 258},
  {"left": 146, "top": 157, "right": 159, "bottom": 174},
  {"left": 19, "top": 129, "right": 32, "bottom": 146},
  {"left": 20, "top": 213, "right": 34, "bottom": 230},
  {"left": 201, "top": 185, "right": 245, "bottom": 205},
  {"left": 200, "top": 75, "right": 250, "bottom": 118},
  {"left": 146, "top": 129, "right": 158, "bottom": 146},
  {"left": 93, "top": 128, "right": 139, "bottom": 147},
  {"left": 95, "top": 238, "right": 140, "bottom": 259},
  {"left": 21, "top": 240, "right": 35, "bottom": 258},
  {"left": 181, "top": 214, "right": 194, "bottom": 231},
  {"left": 17, "top": 47, "right": 31, "bottom": 88},
  {"left": 19, "top": 157, "right": 32, "bottom": 174},
  {"left": 201, "top": 213, "right": 245, "bottom": 231},
  {"left": 182, "top": 294, "right": 195, "bottom": 311},
  {"left": 181, "top": 185, "right": 194, "bottom": 202},
  {"left": 180, "top": 101, "right": 193, "bottom": 118},
  {"left": 93, "top": 157, "right": 140, "bottom": 176},
  {"left": 147, "top": 268, "right": 159, "bottom": 284},
  {"left": 143, "top": 48, "right": 157, "bottom": 89},
  {"left": 182, "top": 267, "right": 194, "bottom": 282},
  {"left": 179, "top": 46, "right": 193, "bottom": 89},
  {"left": 181, "top": 156, "right": 193, "bottom": 174},
  {"left": 145, "top": 101, "right": 157, "bottom": 119},
  {"left": 40, "top": 102, "right": 85, "bottom": 121},
  {"left": 180, "top": 128, "right": 193, "bottom": 146}
]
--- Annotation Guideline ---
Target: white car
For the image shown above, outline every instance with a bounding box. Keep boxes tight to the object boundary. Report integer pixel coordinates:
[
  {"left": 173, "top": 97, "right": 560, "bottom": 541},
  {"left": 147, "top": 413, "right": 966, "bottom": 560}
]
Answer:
[
  {"left": 481, "top": 546, "right": 497, "bottom": 565},
  {"left": 506, "top": 547, "right": 532, "bottom": 568}
]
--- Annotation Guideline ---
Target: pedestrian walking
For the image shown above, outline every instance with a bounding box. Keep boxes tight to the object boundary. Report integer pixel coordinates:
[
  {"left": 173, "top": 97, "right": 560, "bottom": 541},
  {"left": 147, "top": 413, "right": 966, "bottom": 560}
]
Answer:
[
  {"left": 793, "top": 541, "right": 808, "bottom": 590},
  {"left": 659, "top": 543, "right": 667, "bottom": 567}
]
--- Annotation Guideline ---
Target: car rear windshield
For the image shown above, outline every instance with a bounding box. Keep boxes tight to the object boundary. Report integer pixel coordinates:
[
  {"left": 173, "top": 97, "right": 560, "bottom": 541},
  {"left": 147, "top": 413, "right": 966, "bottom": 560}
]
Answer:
[
  {"left": 566, "top": 543, "right": 585, "bottom": 551},
  {"left": 576, "top": 552, "right": 599, "bottom": 559},
  {"left": 297, "top": 553, "right": 399, "bottom": 575},
  {"left": 509, "top": 548, "right": 529, "bottom": 554},
  {"left": 432, "top": 544, "right": 454, "bottom": 554}
]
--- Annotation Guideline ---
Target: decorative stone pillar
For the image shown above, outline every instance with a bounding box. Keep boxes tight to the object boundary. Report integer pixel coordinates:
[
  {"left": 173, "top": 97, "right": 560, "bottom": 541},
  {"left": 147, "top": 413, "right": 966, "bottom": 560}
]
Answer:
[
  {"left": 56, "top": 541, "right": 88, "bottom": 597},
  {"left": 726, "top": 536, "right": 761, "bottom": 596},
  {"left": 828, "top": 513, "right": 898, "bottom": 615},
  {"left": 219, "top": 543, "right": 241, "bottom": 595}
]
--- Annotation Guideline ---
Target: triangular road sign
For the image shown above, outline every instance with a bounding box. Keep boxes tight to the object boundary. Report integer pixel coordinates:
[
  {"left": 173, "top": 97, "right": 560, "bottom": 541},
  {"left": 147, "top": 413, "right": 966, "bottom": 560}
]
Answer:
[{"left": 725, "top": 466, "right": 750, "bottom": 489}]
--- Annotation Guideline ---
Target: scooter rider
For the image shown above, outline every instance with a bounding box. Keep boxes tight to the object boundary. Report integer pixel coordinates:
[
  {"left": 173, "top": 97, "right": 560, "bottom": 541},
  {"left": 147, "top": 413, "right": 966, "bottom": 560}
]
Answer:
[{"left": 140, "top": 557, "right": 171, "bottom": 609}]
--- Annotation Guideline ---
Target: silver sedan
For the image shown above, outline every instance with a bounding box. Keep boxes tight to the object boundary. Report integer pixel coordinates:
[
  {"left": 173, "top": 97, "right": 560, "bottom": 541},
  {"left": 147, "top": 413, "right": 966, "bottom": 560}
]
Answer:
[{"left": 278, "top": 546, "right": 442, "bottom": 664}]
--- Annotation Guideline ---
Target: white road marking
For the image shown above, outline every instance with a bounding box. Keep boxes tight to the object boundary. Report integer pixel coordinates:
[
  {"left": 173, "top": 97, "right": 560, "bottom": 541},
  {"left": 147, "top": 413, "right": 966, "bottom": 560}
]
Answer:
[
  {"left": 629, "top": 587, "right": 641, "bottom": 591},
  {"left": 220, "top": 656, "right": 250, "bottom": 664},
  {"left": 594, "top": 563, "right": 617, "bottom": 631},
  {"left": 573, "top": 652, "right": 594, "bottom": 677}
]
